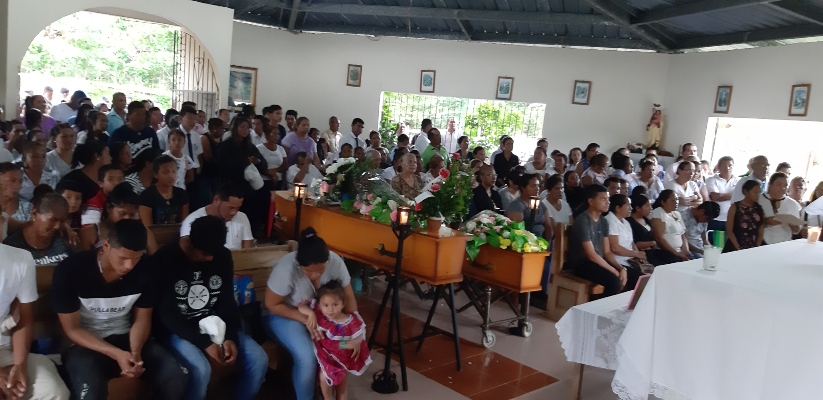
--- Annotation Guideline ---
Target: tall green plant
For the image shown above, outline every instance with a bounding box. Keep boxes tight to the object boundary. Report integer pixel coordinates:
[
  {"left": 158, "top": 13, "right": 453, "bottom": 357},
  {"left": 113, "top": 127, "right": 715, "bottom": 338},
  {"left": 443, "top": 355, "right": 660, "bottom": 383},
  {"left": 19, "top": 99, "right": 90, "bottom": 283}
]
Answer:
[
  {"left": 463, "top": 101, "right": 524, "bottom": 151},
  {"left": 377, "top": 100, "right": 397, "bottom": 149}
]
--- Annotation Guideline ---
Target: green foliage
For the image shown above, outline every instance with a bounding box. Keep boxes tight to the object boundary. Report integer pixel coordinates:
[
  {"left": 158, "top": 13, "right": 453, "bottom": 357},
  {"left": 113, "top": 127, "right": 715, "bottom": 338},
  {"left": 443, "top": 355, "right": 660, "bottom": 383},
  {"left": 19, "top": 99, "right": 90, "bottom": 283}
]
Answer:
[
  {"left": 377, "top": 100, "right": 397, "bottom": 150},
  {"left": 463, "top": 101, "right": 523, "bottom": 151},
  {"left": 20, "top": 12, "right": 176, "bottom": 105},
  {"left": 418, "top": 159, "right": 474, "bottom": 223}
]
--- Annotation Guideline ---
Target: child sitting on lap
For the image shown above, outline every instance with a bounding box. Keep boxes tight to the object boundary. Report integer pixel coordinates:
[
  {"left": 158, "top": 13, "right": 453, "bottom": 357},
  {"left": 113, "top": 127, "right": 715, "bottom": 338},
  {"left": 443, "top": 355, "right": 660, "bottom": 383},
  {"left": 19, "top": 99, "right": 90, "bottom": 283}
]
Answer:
[{"left": 299, "top": 280, "right": 371, "bottom": 400}]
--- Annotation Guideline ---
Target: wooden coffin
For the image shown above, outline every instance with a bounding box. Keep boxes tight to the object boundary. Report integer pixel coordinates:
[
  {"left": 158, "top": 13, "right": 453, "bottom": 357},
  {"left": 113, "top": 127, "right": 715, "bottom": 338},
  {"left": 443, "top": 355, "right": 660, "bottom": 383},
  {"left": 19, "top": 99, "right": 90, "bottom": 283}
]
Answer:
[
  {"left": 462, "top": 244, "right": 550, "bottom": 293},
  {"left": 275, "top": 191, "right": 472, "bottom": 285}
]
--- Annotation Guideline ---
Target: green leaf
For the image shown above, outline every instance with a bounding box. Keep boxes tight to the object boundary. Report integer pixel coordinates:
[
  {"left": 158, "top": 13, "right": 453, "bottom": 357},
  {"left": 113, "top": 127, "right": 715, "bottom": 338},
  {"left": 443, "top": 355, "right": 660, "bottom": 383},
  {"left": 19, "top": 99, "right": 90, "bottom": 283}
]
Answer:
[
  {"left": 511, "top": 221, "right": 526, "bottom": 230},
  {"left": 487, "top": 234, "right": 501, "bottom": 248},
  {"left": 341, "top": 199, "right": 356, "bottom": 212}
]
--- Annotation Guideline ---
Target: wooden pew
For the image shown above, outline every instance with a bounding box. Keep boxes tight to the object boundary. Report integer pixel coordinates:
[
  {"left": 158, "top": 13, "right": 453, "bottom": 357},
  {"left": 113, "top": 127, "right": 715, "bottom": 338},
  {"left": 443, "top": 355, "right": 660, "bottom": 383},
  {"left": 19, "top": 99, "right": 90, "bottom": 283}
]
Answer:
[
  {"left": 148, "top": 223, "right": 181, "bottom": 248},
  {"left": 546, "top": 223, "right": 604, "bottom": 321},
  {"left": 30, "top": 241, "right": 297, "bottom": 399}
]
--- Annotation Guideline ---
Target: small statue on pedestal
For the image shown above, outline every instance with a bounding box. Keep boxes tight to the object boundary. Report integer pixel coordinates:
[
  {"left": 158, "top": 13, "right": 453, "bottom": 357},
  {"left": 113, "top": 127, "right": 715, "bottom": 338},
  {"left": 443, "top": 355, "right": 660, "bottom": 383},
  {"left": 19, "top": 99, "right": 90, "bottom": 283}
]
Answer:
[{"left": 646, "top": 104, "right": 663, "bottom": 149}]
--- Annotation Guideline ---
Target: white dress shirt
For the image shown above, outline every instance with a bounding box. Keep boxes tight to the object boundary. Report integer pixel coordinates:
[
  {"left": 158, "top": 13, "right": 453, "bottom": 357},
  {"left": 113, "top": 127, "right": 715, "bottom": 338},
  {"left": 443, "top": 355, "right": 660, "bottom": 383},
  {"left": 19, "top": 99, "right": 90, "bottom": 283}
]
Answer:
[
  {"left": 339, "top": 132, "right": 366, "bottom": 151},
  {"left": 440, "top": 131, "right": 460, "bottom": 154},
  {"left": 251, "top": 131, "right": 267, "bottom": 146},
  {"left": 705, "top": 174, "right": 740, "bottom": 221},
  {"left": 179, "top": 126, "right": 202, "bottom": 168},
  {"left": 412, "top": 132, "right": 429, "bottom": 153}
]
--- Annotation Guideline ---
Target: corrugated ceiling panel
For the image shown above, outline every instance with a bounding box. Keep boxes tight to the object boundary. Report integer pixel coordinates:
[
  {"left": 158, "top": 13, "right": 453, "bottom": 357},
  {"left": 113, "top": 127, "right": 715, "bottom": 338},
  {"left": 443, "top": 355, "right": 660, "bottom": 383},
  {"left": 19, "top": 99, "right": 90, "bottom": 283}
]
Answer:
[{"left": 660, "top": 4, "right": 805, "bottom": 37}]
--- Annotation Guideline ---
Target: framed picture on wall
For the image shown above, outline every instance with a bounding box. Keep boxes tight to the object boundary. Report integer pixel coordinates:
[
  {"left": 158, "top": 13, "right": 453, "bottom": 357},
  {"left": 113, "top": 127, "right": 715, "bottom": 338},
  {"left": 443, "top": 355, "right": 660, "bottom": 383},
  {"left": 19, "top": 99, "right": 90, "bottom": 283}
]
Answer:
[
  {"left": 714, "top": 85, "right": 733, "bottom": 114},
  {"left": 572, "top": 80, "right": 592, "bottom": 105},
  {"left": 789, "top": 84, "right": 811, "bottom": 116},
  {"left": 420, "top": 70, "right": 436, "bottom": 93},
  {"left": 229, "top": 65, "right": 257, "bottom": 107},
  {"left": 347, "top": 64, "right": 363, "bottom": 87},
  {"left": 496, "top": 77, "right": 514, "bottom": 100}
]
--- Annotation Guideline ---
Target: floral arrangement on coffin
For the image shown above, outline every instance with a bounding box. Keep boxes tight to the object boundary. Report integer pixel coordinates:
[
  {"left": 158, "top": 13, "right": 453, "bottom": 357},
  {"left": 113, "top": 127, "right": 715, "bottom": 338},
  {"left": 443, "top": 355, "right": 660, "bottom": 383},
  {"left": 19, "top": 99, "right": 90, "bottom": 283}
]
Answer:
[
  {"left": 339, "top": 167, "right": 423, "bottom": 225},
  {"left": 462, "top": 210, "right": 550, "bottom": 261},
  {"left": 416, "top": 156, "right": 474, "bottom": 226},
  {"left": 323, "top": 158, "right": 372, "bottom": 202}
]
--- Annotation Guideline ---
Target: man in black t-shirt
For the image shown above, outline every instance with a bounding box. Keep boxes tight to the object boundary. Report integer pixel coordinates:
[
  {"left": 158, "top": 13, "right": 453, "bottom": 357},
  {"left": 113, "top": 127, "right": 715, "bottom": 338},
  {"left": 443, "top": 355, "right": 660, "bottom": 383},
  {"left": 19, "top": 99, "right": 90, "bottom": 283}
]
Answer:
[
  {"left": 108, "top": 100, "right": 160, "bottom": 159},
  {"left": 53, "top": 220, "right": 186, "bottom": 400},
  {"left": 154, "top": 216, "right": 268, "bottom": 400}
]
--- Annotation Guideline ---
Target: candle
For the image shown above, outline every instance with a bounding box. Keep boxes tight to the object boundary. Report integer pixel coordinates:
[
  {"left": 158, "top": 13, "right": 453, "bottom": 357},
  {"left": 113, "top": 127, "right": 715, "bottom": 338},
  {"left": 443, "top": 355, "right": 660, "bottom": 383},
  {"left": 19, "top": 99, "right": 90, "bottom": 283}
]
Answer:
[
  {"left": 808, "top": 227, "right": 821, "bottom": 243},
  {"left": 294, "top": 182, "right": 307, "bottom": 199},
  {"left": 397, "top": 206, "right": 410, "bottom": 226},
  {"left": 529, "top": 196, "right": 540, "bottom": 210}
]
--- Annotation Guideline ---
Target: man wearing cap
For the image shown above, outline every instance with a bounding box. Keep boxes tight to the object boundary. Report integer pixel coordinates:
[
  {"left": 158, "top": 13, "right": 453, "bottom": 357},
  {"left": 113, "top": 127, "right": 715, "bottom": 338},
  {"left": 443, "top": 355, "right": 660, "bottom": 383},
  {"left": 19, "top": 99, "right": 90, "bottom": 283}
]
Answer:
[{"left": 49, "top": 90, "right": 86, "bottom": 123}]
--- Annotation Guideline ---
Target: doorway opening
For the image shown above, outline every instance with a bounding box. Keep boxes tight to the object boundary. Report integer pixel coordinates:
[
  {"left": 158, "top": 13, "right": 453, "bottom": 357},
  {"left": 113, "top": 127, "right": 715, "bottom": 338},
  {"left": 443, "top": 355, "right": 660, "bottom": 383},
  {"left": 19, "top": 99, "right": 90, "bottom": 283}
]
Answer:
[{"left": 703, "top": 117, "right": 823, "bottom": 190}]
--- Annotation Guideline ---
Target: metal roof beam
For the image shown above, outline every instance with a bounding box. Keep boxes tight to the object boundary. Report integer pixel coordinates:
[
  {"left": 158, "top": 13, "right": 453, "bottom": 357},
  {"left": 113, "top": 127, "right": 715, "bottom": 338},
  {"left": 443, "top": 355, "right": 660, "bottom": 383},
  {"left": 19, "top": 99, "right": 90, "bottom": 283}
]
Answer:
[
  {"left": 456, "top": 19, "right": 472, "bottom": 41},
  {"left": 299, "top": 23, "right": 467, "bottom": 40},
  {"left": 768, "top": 0, "right": 823, "bottom": 26},
  {"left": 287, "top": 0, "right": 302, "bottom": 31},
  {"left": 673, "top": 24, "right": 823, "bottom": 49},
  {"left": 470, "top": 32, "right": 656, "bottom": 49},
  {"left": 250, "top": 1, "right": 618, "bottom": 25},
  {"left": 579, "top": 0, "right": 673, "bottom": 50},
  {"left": 632, "top": 0, "right": 774, "bottom": 26}
]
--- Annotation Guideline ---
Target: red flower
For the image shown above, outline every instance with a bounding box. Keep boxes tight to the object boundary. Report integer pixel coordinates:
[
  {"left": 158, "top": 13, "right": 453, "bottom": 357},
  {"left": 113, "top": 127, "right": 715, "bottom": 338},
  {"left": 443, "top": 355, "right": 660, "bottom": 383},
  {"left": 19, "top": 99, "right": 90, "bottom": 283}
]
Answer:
[
  {"left": 415, "top": 203, "right": 423, "bottom": 211},
  {"left": 431, "top": 183, "right": 441, "bottom": 192},
  {"left": 456, "top": 188, "right": 462, "bottom": 194},
  {"left": 452, "top": 153, "right": 460, "bottom": 160},
  {"left": 439, "top": 169, "right": 450, "bottom": 179}
]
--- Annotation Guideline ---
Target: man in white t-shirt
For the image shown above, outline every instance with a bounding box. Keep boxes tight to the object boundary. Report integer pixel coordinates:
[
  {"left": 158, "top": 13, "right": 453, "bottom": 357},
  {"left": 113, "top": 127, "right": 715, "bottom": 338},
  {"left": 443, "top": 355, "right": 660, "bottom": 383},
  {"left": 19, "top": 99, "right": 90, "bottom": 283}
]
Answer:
[
  {"left": 664, "top": 142, "right": 698, "bottom": 183},
  {"left": 411, "top": 119, "right": 433, "bottom": 152},
  {"left": 180, "top": 182, "right": 254, "bottom": 250},
  {"left": 0, "top": 244, "right": 70, "bottom": 399},
  {"left": 286, "top": 152, "right": 323, "bottom": 190},
  {"left": 49, "top": 90, "right": 86, "bottom": 123},
  {"left": 705, "top": 156, "right": 739, "bottom": 231},
  {"left": 730, "top": 155, "right": 769, "bottom": 204}
]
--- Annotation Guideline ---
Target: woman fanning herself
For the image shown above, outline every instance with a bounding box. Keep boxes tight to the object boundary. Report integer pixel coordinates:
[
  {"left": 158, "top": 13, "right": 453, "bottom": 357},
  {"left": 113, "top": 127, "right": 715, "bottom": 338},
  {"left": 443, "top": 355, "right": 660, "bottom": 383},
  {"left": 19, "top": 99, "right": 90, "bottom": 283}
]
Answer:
[
  {"left": 724, "top": 180, "right": 765, "bottom": 251},
  {"left": 758, "top": 172, "right": 802, "bottom": 245},
  {"left": 265, "top": 228, "right": 358, "bottom": 400},
  {"left": 650, "top": 190, "right": 690, "bottom": 263},
  {"left": 80, "top": 183, "right": 157, "bottom": 253}
]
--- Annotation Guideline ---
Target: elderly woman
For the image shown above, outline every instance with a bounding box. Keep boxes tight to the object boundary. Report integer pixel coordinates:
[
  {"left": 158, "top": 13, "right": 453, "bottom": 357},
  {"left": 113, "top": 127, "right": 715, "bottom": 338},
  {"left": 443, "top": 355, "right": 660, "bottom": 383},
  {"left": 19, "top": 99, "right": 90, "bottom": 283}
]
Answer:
[
  {"left": 650, "top": 189, "right": 690, "bottom": 263},
  {"left": 19, "top": 142, "right": 58, "bottom": 202},
  {"left": 391, "top": 153, "right": 424, "bottom": 200},
  {"left": 422, "top": 154, "right": 444, "bottom": 184},
  {"left": 46, "top": 123, "right": 76, "bottom": 180},
  {"left": 506, "top": 173, "right": 552, "bottom": 241},
  {"left": 264, "top": 228, "right": 358, "bottom": 400},
  {"left": 759, "top": 172, "right": 802, "bottom": 245}
]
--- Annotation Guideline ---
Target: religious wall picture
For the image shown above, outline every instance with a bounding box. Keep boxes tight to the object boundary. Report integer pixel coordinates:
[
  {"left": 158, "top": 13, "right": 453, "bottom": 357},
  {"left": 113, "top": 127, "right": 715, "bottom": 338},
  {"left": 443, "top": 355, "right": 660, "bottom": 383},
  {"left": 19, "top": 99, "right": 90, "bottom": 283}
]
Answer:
[
  {"left": 572, "top": 80, "right": 592, "bottom": 105},
  {"left": 229, "top": 65, "right": 257, "bottom": 107},
  {"left": 347, "top": 64, "right": 363, "bottom": 87},
  {"left": 420, "top": 70, "right": 436, "bottom": 93},
  {"left": 789, "top": 84, "right": 811, "bottom": 116},
  {"left": 714, "top": 86, "right": 733, "bottom": 114},
  {"left": 496, "top": 76, "right": 514, "bottom": 100}
]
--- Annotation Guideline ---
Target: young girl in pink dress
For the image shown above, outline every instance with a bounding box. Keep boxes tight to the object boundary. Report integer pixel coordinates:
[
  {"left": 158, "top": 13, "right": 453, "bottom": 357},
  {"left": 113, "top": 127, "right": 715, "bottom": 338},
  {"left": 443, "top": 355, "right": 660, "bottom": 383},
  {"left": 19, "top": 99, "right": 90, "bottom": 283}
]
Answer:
[{"left": 299, "top": 280, "right": 371, "bottom": 400}]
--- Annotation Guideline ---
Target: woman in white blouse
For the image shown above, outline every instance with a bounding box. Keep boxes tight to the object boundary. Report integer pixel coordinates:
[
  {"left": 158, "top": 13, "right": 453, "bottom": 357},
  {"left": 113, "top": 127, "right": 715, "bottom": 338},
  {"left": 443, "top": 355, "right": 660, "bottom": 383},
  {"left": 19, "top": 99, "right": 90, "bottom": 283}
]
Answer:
[
  {"left": 651, "top": 190, "right": 691, "bottom": 262},
  {"left": 632, "top": 160, "right": 664, "bottom": 202},
  {"left": 665, "top": 160, "right": 701, "bottom": 213},
  {"left": 606, "top": 194, "right": 647, "bottom": 268},
  {"left": 45, "top": 123, "right": 76, "bottom": 181},
  {"left": 257, "top": 125, "right": 287, "bottom": 188},
  {"left": 759, "top": 172, "right": 802, "bottom": 244},
  {"left": 541, "top": 174, "right": 572, "bottom": 226},
  {"left": 525, "top": 147, "right": 552, "bottom": 180}
]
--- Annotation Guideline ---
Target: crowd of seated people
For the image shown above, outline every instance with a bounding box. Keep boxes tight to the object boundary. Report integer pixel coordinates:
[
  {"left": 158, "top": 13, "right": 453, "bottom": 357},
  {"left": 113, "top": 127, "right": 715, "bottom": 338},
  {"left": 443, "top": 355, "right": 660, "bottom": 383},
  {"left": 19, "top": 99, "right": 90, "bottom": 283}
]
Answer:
[{"left": 1, "top": 90, "right": 821, "bottom": 399}]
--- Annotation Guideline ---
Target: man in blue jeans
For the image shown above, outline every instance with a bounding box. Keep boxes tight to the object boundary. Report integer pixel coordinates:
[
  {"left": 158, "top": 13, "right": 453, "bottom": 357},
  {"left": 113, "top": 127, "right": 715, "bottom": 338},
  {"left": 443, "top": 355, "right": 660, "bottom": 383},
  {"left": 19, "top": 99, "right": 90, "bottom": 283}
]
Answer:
[{"left": 154, "top": 215, "right": 268, "bottom": 400}]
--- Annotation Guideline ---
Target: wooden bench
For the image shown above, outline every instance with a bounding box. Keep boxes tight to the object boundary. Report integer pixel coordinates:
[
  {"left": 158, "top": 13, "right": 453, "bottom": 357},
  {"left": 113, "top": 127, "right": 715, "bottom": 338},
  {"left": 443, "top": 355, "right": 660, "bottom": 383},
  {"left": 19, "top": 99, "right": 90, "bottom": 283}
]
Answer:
[
  {"left": 31, "top": 241, "right": 297, "bottom": 400},
  {"left": 148, "top": 223, "right": 182, "bottom": 248},
  {"left": 546, "top": 223, "right": 604, "bottom": 321}
]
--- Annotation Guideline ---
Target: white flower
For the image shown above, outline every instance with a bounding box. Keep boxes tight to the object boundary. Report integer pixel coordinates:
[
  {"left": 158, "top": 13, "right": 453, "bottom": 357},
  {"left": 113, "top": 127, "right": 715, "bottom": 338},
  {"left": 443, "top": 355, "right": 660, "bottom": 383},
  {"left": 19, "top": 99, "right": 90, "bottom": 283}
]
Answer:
[
  {"left": 466, "top": 221, "right": 477, "bottom": 231},
  {"left": 502, "top": 231, "right": 510, "bottom": 238},
  {"left": 482, "top": 218, "right": 492, "bottom": 225},
  {"left": 478, "top": 233, "right": 487, "bottom": 239},
  {"left": 360, "top": 204, "right": 369, "bottom": 215},
  {"left": 375, "top": 197, "right": 382, "bottom": 204},
  {"left": 387, "top": 200, "right": 398, "bottom": 211}
]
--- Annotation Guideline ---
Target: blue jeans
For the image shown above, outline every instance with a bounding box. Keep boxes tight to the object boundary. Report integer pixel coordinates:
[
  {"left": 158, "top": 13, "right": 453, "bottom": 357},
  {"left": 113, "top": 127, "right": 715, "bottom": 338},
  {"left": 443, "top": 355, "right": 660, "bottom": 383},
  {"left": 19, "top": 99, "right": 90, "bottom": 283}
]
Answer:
[
  {"left": 265, "top": 314, "right": 316, "bottom": 400},
  {"left": 161, "top": 331, "right": 268, "bottom": 400}
]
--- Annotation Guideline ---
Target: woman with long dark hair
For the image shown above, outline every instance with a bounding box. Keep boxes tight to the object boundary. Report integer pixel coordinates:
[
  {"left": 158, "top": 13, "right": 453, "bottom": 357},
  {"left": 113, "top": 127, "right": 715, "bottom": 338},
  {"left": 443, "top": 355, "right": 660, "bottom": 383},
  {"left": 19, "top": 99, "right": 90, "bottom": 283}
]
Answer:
[
  {"left": 61, "top": 141, "right": 112, "bottom": 206},
  {"left": 650, "top": 190, "right": 690, "bottom": 263},
  {"left": 215, "top": 116, "right": 267, "bottom": 236},
  {"left": 71, "top": 103, "right": 94, "bottom": 133},
  {"left": 76, "top": 110, "right": 109, "bottom": 144},
  {"left": 22, "top": 95, "right": 56, "bottom": 133}
]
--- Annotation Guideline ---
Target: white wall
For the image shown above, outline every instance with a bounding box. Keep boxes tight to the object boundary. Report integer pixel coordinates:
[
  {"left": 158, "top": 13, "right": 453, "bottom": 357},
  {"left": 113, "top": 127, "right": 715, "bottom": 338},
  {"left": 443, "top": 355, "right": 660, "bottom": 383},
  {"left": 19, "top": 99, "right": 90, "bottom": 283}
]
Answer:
[
  {"left": 231, "top": 22, "right": 671, "bottom": 153},
  {"left": 2, "top": 0, "right": 234, "bottom": 111},
  {"left": 663, "top": 42, "right": 823, "bottom": 156}
]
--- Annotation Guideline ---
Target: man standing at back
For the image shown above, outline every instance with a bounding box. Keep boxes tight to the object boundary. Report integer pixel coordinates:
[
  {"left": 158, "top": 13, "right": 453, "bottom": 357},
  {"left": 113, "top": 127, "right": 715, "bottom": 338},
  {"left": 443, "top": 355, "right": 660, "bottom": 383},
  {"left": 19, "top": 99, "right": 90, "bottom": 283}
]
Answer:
[
  {"left": 665, "top": 143, "right": 698, "bottom": 183},
  {"left": 339, "top": 118, "right": 366, "bottom": 152},
  {"left": 730, "top": 155, "right": 769, "bottom": 203},
  {"left": 107, "top": 92, "right": 128, "bottom": 135},
  {"left": 262, "top": 105, "right": 286, "bottom": 145},
  {"left": 49, "top": 90, "right": 86, "bottom": 123},
  {"left": 412, "top": 119, "right": 433, "bottom": 152},
  {"left": 156, "top": 216, "right": 268, "bottom": 400},
  {"left": 109, "top": 101, "right": 161, "bottom": 159},
  {"left": 320, "top": 116, "right": 341, "bottom": 157},
  {"left": 53, "top": 220, "right": 187, "bottom": 400}
]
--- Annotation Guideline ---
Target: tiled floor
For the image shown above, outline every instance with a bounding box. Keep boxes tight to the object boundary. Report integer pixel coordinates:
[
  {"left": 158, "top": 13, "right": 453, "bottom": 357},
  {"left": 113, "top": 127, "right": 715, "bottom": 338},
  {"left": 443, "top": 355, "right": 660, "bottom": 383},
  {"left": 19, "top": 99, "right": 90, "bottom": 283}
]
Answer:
[{"left": 256, "top": 279, "right": 623, "bottom": 400}]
